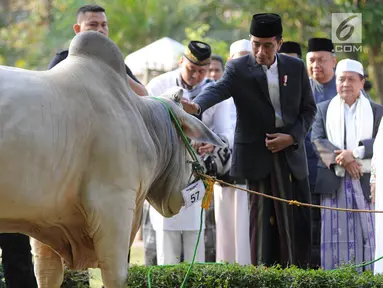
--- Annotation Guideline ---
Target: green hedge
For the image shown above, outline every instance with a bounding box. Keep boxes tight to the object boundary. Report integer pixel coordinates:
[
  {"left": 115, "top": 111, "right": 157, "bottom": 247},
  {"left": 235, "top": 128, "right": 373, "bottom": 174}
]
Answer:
[
  {"left": 3, "top": 263, "right": 383, "bottom": 287},
  {"left": 127, "top": 264, "right": 383, "bottom": 288}
]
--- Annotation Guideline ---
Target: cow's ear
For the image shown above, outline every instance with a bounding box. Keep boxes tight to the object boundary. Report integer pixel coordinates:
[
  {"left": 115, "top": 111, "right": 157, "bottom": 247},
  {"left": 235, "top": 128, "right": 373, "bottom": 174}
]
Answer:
[
  {"left": 179, "top": 109, "right": 225, "bottom": 147},
  {"left": 159, "top": 88, "right": 184, "bottom": 107}
]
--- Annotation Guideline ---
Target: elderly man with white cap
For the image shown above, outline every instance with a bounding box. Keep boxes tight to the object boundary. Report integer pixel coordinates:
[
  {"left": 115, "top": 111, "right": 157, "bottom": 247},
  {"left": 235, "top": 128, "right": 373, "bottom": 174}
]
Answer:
[
  {"left": 213, "top": 39, "right": 252, "bottom": 265},
  {"left": 311, "top": 58, "right": 383, "bottom": 271}
]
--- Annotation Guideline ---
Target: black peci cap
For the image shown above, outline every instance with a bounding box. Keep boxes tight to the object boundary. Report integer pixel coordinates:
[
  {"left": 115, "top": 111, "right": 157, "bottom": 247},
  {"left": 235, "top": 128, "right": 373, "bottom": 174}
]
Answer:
[
  {"left": 250, "top": 13, "right": 283, "bottom": 38},
  {"left": 184, "top": 41, "right": 212, "bottom": 66}
]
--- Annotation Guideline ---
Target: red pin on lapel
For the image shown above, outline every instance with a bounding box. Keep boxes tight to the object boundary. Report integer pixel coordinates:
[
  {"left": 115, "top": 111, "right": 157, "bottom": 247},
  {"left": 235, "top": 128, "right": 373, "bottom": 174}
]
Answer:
[{"left": 283, "top": 75, "right": 288, "bottom": 86}]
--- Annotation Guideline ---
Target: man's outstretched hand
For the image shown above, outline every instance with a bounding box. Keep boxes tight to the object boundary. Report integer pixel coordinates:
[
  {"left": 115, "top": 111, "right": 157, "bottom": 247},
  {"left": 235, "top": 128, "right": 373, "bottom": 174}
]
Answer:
[{"left": 181, "top": 99, "right": 200, "bottom": 115}]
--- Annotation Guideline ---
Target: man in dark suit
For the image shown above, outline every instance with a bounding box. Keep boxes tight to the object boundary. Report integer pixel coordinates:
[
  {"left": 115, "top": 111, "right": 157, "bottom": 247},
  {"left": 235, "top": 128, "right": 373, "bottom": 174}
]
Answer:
[{"left": 183, "top": 13, "right": 316, "bottom": 267}]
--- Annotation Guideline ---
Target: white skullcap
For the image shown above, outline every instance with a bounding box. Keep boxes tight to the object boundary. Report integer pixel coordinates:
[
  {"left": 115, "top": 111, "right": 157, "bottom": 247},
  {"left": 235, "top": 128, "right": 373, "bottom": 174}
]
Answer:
[
  {"left": 230, "top": 39, "right": 252, "bottom": 57},
  {"left": 335, "top": 58, "right": 364, "bottom": 76}
]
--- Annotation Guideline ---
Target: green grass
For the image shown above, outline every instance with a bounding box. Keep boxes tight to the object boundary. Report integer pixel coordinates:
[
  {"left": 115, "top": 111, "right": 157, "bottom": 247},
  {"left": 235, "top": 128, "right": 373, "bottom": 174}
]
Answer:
[
  {"left": 1, "top": 242, "right": 145, "bottom": 287},
  {"left": 129, "top": 242, "right": 145, "bottom": 266},
  {"left": 90, "top": 241, "right": 145, "bottom": 287}
]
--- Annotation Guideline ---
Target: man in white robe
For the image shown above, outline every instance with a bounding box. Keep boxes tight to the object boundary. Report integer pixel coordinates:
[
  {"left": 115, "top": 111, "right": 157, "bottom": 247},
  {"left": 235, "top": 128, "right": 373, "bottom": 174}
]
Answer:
[
  {"left": 213, "top": 39, "right": 252, "bottom": 265},
  {"left": 311, "top": 59, "right": 383, "bottom": 270}
]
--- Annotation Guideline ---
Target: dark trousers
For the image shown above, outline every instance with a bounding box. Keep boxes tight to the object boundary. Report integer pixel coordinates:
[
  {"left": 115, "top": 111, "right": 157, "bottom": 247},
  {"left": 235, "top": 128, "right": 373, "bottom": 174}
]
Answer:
[
  {"left": 248, "top": 153, "right": 312, "bottom": 268},
  {"left": 0, "top": 233, "right": 37, "bottom": 288},
  {"left": 204, "top": 200, "right": 216, "bottom": 262}
]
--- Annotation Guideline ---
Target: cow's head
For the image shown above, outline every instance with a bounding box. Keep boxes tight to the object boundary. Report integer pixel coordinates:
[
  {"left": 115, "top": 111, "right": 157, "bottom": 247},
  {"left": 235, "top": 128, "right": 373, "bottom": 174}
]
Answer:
[{"left": 145, "top": 94, "right": 224, "bottom": 218}]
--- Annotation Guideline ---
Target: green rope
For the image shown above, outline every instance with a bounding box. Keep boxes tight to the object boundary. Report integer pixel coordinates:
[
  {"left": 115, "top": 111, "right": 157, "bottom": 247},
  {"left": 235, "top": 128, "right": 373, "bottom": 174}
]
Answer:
[
  {"left": 147, "top": 208, "right": 220, "bottom": 288},
  {"left": 147, "top": 266, "right": 154, "bottom": 288},
  {"left": 180, "top": 207, "right": 204, "bottom": 288},
  {"left": 152, "top": 96, "right": 199, "bottom": 163},
  {"left": 350, "top": 255, "right": 383, "bottom": 269}
]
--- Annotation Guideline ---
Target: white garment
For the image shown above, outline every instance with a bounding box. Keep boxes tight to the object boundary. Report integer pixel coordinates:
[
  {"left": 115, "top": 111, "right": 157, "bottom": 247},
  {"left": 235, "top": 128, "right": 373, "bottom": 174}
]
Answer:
[
  {"left": 227, "top": 98, "right": 236, "bottom": 131},
  {"left": 212, "top": 82, "right": 250, "bottom": 264},
  {"left": 214, "top": 183, "right": 251, "bottom": 265},
  {"left": 344, "top": 101, "right": 366, "bottom": 158},
  {"left": 373, "top": 120, "right": 383, "bottom": 274},
  {"left": 326, "top": 93, "right": 373, "bottom": 175},
  {"left": 262, "top": 57, "right": 284, "bottom": 128},
  {"left": 156, "top": 230, "right": 205, "bottom": 265},
  {"left": 146, "top": 69, "right": 233, "bottom": 231}
]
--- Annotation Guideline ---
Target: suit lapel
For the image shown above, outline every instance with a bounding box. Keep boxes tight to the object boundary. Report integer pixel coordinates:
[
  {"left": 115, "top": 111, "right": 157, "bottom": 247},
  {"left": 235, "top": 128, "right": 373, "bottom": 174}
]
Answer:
[
  {"left": 247, "top": 55, "right": 272, "bottom": 106},
  {"left": 277, "top": 54, "right": 289, "bottom": 117}
]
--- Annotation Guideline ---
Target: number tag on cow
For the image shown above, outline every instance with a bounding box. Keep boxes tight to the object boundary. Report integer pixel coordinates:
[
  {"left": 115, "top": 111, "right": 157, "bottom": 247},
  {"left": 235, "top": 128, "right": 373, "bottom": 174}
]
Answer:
[{"left": 181, "top": 179, "right": 205, "bottom": 209}]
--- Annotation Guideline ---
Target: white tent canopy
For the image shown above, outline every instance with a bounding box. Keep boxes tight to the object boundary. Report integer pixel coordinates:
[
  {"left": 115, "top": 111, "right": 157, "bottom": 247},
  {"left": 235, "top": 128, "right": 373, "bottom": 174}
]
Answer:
[{"left": 124, "top": 37, "right": 185, "bottom": 75}]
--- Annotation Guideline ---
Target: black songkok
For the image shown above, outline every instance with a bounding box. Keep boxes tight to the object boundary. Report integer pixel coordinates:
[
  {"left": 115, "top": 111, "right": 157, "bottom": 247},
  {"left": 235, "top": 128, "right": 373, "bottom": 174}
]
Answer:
[
  {"left": 279, "top": 41, "right": 302, "bottom": 57},
  {"left": 308, "top": 38, "right": 334, "bottom": 53},
  {"left": 250, "top": 13, "right": 283, "bottom": 38},
  {"left": 184, "top": 41, "right": 211, "bottom": 66}
]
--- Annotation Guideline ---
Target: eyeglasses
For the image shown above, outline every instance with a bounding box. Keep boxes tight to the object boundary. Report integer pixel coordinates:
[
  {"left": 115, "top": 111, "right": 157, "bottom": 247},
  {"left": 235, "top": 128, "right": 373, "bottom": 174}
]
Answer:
[{"left": 308, "top": 58, "right": 332, "bottom": 66}]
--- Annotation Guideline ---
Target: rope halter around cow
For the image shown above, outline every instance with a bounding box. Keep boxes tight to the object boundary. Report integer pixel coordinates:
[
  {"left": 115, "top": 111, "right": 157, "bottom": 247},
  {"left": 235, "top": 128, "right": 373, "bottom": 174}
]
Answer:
[
  {"left": 152, "top": 96, "right": 216, "bottom": 194},
  {"left": 149, "top": 97, "right": 217, "bottom": 287}
]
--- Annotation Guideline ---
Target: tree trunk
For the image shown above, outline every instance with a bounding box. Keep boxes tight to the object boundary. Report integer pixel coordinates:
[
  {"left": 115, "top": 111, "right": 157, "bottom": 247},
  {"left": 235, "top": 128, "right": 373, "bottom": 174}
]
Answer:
[
  {"left": 369, "top": 45, "right": 383, "bottom": 104},
  {"left": 0, "top": 0, "right": 10, "bottom": 25},
  {"left": 45, "top": 0, "right": 53, "bottom": 27},
  {"left": 0, "top": 0, "right": 9, "bottom": 11},
  {"left": 37, "top": 0, "right": 53, "bottom": 29}
]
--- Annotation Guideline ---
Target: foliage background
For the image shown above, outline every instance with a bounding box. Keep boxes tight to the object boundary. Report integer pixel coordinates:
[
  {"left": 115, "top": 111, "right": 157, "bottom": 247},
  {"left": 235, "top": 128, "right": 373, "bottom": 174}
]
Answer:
[{"left": 0, "top": 0, "right": 382, "bottom": 102}]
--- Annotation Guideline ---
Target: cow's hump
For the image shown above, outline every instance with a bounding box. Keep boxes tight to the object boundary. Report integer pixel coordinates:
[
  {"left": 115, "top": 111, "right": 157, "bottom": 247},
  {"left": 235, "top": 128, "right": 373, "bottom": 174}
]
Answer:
[{"left": 68, "top": 31, "right": 126, "bottom": 77}]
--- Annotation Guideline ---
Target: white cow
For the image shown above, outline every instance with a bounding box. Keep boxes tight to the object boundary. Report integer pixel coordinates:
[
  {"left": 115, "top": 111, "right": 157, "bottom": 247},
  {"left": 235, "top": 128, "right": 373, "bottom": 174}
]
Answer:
[{"left": 0, "top": 31, "right": 223, "bottom": 288}]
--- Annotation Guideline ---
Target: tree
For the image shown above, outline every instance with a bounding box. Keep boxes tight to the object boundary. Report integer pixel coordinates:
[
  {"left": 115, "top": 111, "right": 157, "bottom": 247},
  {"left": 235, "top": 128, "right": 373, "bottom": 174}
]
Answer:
[
  {"left": 0, "top": 0, "right": 46, "bottom": 67},
  {"left": 0, "top": 0, "right": 79, "bottom": 69},
  {"left": 183, "top": 24, "right": 229, "bottom": 60},
  {"left": 330, "top": 0, "right": 383, "bottom": 103},
  {"left": 99, "top": 0, "right": 207, "bottom": 55}
]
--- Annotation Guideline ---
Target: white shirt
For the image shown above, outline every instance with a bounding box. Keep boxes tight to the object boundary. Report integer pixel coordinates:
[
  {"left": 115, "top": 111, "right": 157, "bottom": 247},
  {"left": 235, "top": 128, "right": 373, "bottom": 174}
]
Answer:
[
  {"left": 146, "top": 69, "right": 233, "bottom": 231},
  {"left": 344, "top": 99, "right": 365, "bottom": 158},
  {"left": 262, "top": 58, "right": 284, "bottom": 128},
  {"left": 228, "top": 98, "right": 236, "bottom": 133}
]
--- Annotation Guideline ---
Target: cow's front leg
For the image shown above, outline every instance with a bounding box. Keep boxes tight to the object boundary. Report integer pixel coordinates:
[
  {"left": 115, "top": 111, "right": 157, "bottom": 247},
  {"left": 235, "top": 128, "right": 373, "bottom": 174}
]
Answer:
[
  {"left": 90, "top": 191, "right": 135, "bottom": 288},
  {"left": 31, "top": 238, "right": 64, "bottom": 288}
]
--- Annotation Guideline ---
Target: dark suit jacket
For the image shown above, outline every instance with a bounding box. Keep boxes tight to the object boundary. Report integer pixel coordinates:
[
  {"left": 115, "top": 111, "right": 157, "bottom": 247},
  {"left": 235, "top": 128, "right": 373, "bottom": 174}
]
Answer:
[
  {"left": 311, "top": 99, "right": 383, "bottom": 201},
  {"left": 193, "top": 54, "right": 316, "bottom": 181}
]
